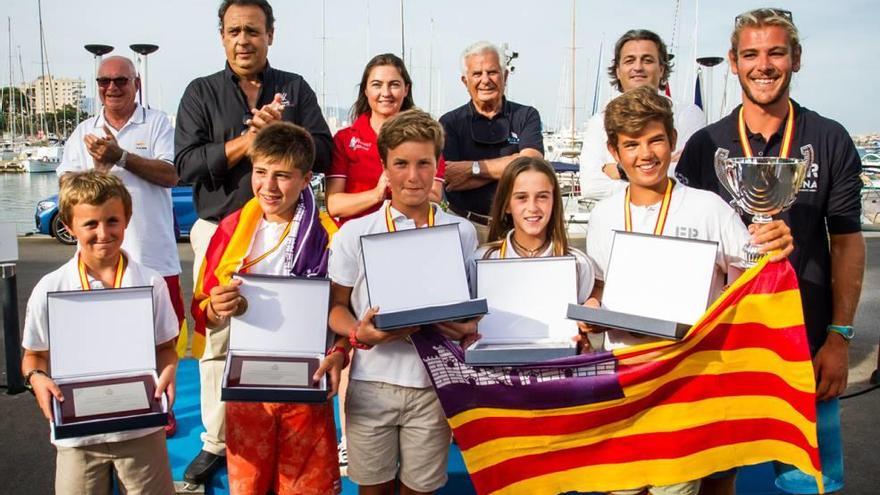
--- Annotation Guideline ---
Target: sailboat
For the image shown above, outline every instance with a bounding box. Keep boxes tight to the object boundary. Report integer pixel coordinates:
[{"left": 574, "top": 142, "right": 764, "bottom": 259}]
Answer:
[{"left": 544, "top": 0, "right": 584, "bottom": 165}]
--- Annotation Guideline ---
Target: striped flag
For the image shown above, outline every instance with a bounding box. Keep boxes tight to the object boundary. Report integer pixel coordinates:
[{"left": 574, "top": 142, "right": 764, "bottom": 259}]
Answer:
[{"left": 411, "top": 258, "right": 823, "bottom": 494}]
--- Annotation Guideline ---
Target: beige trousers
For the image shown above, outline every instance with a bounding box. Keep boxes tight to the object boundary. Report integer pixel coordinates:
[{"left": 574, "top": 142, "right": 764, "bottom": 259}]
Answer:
[
  {"left": 191, "top": 218, "right": 227, "bottom": 456},
  {"left": 55, "top": 430, "right": 174, "bottom": 495}
]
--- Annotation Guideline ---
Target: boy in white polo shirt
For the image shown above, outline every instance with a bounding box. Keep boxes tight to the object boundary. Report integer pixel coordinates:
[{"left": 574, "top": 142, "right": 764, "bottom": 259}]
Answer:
[
  {"left": 582, "top": 86, "right": 794, "bottom": 495},
  {"left": 21, "top": 171, "right": 178, "bottom": 495},
  {"left": 328, "top": 109, "right": 479, "bottom": 494}
]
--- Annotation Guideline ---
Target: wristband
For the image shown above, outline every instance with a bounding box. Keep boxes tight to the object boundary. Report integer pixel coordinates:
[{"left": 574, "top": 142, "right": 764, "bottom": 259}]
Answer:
[
  {"left": 827, "top": 324, "right": 854, "bottom": 342},
  {"left": 348, "top": 326, "right": 372, "bottom": 350},
  {"left": 23, "top": 369, "right": 49, "bottom": 394},
  {"left": 326, "top": 345, "right": 350, "bottom": 369}
]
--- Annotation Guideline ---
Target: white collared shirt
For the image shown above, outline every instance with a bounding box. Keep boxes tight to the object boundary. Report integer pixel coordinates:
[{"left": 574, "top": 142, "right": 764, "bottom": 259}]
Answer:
[
  {"left": 586, "top": 183, "right": 749, "bottom": 350},
  {"left": 58, "top": 104, "right": 180, "bottom": 277},
  {"left": 22, "top": 253, "right": 179, "bottom": 448},
  {"left": 579, "top": 96, "right": 705, "bottom": 201},
  {"left": 328, "top": 201, "right": 478, "bottom": 388}
]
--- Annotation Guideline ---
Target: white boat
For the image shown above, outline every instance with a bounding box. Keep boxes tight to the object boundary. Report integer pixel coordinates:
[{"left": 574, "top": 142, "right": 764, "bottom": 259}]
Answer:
[{"left": 20, "top": 145, "right": 62, "bottom": 173}]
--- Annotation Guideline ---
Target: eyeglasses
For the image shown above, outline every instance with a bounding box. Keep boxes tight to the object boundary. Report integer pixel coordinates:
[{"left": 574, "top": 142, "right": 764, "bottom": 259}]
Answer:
[
  {"left": 96, "top": 77, "right": 131, "bottom": 88},
  {"left": 735, "top": 8, "right": 793, "bottom": 25}
]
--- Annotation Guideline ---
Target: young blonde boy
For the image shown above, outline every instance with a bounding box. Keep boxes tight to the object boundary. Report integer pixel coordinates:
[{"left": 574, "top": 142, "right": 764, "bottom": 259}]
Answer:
[
  {"left": 21, "top": 171, "right": 178, "bottom": 495},
  {"left": 191, "top": 121, "right": 346, "bottom": 495}
]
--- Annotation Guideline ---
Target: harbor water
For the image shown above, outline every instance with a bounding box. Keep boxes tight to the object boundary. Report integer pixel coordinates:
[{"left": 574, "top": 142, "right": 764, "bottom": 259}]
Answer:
[{"left": 0, "top": 172, "right": 59, "bottom": 234}]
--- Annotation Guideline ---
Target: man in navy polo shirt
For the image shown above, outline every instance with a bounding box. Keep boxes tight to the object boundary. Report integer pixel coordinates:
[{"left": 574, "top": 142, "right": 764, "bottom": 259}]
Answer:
[
  {"left": 676, "top": 8, "right": 864, "bottom": 494},
  {"left": 440, "top": 41, "right": 544, "bottom": 241}
]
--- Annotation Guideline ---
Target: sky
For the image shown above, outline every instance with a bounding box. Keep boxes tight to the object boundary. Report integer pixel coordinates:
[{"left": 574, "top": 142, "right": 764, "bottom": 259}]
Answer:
[{"left": 2, "top": 0, "right": 878, "bottom": 134}]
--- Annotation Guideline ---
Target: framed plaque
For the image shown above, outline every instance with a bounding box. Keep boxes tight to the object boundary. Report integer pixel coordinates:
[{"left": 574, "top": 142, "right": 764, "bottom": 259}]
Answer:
[
  {"left": 360, "top": 224, "right": 487, "bottom": 330},
  {"left": 222, "top": 273, "right": 331, "bottom": 403},
  {"left": 467, "top": 257, "right": 578, "bottom": 365},
  {"left": 47, "top": 287, "right": 167, "bottom": 440},
  {"left": 567, "top": 232, "right": 718, "bottom": 340}
]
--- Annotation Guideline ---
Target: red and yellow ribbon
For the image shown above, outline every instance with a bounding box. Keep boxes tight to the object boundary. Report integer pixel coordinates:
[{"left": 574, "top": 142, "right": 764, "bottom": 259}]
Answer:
[
  {"left": 239, "top": 219, "right": 294, "bottom": 272},
  {"left": 78, "top": 253, "right": 126, "bottom": 290},
  {"left": 738, "top": 100, "right": 795, "bottom": 158},
  {"left": 385, "top": 202, "right": 434, "bottom": 232},
  {"left": 624, "top": 178, "right": 674, "bottom": 235}
]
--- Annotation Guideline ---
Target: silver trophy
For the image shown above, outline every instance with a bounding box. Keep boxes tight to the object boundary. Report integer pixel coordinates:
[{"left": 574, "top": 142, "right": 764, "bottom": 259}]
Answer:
[{"left": 714, "top": 146, "right": 811, "bottom": 266}]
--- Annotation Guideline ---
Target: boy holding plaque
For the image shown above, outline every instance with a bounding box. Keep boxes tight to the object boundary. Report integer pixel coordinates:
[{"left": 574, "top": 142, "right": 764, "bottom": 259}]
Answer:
[
  {"left": 192, "top": 122, "right": 345, "bottom": 495},
  {"left": 581, "top": 86, "right": 794, "bottom": 495},
  {"left": 328, "top": 109, "right": 479, "bottom": 494},
  {"left": 21, "top": 171, "right": 178, "bottom": 494}
]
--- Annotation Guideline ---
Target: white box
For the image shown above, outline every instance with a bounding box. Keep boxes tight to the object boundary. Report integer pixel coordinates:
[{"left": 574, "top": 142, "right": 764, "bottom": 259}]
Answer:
[
  {"left": 568, "top": 232, "right": 718, "bottom": 340},
  {"left": 468, "top": 256, "right": 578, "bottom": 365},
  {"left": 360, "top": 224, "right": 487, "bottom": 329},
  {"left": 47, "top": 287, "right": 167, "bottom": 439},
  {"left": 0, "top": 222, "right": 18, "bottom": 263},
  {"left": 222, "top": 274, "right": 331, "bottom": 403}
]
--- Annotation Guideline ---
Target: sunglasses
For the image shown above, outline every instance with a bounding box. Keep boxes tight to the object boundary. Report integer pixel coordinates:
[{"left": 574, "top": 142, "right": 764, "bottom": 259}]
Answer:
[
  {"left": 735, "top": 8, "right": 793, "bottom": 25},
  {"left": 96, "top": 77, "right": 132, "bottom": 88}
]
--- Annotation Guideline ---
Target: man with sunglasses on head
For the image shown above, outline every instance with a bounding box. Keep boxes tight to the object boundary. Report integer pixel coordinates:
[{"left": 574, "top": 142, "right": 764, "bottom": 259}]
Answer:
[
  {"left": 174, "top": 0, "right": 332, "bottom": 486},
  {"left": 56, "top": 58, "right": 185, "bottom": 436},
  {"left": 578, "top": 29, "right": 704, "bottom": 202},
  {"left": 676, "top": 8, "right": 864, "bottom": 494},
  {"left": 440, "top": 41, "right": 544, "bottom": 242}
]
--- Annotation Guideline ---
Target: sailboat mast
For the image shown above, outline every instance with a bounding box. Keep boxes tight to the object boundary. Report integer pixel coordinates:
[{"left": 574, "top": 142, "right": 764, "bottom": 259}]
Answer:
[
  {"left": 570, "top": 0, "right": 576, "bottom": 141},
  {"left": 591, "top": 41, "right": 603, "bottom": 116},
  {"left": 320, "top": 0, "right": 326, "bottom": 116},
  {"left": 18, "top": 46, "right": 34, "bottom": 137},
  {"left": 399, "top": 0, "right": 405, "bottom": 63},
  {"left": 8, "top": 17, "right": 16, "bottom": 141}
]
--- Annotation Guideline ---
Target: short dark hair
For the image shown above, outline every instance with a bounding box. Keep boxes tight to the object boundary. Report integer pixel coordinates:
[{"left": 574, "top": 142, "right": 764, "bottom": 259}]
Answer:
[
  {"left": 607, "top": 29, "right": 672, "bottom": 92},
  {"left": 249, "top": 122, "right": 315, "bottom": 174},
  {"left": 218, "top": 0, "right": 275, "bottom": 32},
  {"left": 377, "top": 109, "right": 445, "bottom": 164},
  {"left": 351, "top": 53, "right": 415, "bottom": 122},
  {"left": 604, "top": 86, "right": 674, "bottom": 149}
]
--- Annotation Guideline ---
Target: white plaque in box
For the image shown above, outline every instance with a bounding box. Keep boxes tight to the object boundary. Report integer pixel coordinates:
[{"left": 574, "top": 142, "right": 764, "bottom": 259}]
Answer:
[
  {"left": 360, "top": 224, "right": 487, "bottom": 330},
  {"left": 467, "top": 256, "right": 578, "bottom": 365},
  {"left": 222, "top": 273, "right": 331, "bottom": 403},
  {"left": 567, "top": 231, "right": 718, "bottom": 340},
  {"left": 0, "top": 222, "right": 18, "bottom": 262},
  {"left": 47, "top": 286, "right": 167, "bottom": 439}
]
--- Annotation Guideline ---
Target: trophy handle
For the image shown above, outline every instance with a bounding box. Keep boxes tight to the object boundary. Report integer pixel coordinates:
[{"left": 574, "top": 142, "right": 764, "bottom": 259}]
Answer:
[
  {"left": 782, "top": 145, "right": 813, "bottom": 210},
  {"left": 714, "top": 148, "right": 743, "bottom": 209}
]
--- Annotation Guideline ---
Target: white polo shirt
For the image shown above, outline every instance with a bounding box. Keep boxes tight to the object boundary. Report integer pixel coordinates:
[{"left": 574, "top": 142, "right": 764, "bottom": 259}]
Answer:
[
  {"left": 475, "top": 230, "right": 596, "bottom": 304},
  {"left": 586, "top": 183, "right": 749, "bottom": 350},
  {"left": 579, "top": 97, "right": 705, "bottom": 201},
  {"left": 22, "top": 253, "right": 179, "bottom": 448},
  {"left": 58, "top": 104, "right": 180, "bottom": 277},
  {"left": 328, "top": 201, "right": 478, "bottom": 388}
]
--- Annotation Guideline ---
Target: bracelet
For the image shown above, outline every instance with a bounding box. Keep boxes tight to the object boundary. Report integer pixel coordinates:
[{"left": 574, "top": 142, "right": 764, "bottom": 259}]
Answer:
[
  {"left": 23, "top": 369, "right": 49, "bottom": 394},
  {"left": 827, "top": 324, "right": 854, "bottom": 342},
  {"left": 348, "top": 326, "right": 372, "bottom": 350},
  {"left": 326, "top": 345, "right": 350, "bottom": 369}
]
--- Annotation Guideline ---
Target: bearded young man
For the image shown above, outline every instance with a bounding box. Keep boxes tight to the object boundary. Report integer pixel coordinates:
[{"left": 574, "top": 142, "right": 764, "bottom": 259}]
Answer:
[{"left": 676, "top": 8, "right": 865, "bottom": 494}]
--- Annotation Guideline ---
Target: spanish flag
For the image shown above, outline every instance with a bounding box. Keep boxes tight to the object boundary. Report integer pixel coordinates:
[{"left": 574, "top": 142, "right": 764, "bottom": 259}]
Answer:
[
  {"left": 411, "top": 258, "right": 823, "bottom": 494},
  {"left": 191, "top": 187, "right": 337, "bottom": 358}
]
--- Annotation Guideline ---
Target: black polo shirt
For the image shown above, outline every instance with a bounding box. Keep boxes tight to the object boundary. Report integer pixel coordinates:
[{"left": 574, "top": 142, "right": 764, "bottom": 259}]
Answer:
[
  {"left": 174, "top": 62, "right": 332, "bottom": 222},
  {"left": 676, "top": 100, "right": 862, "bottom": 353},
  {"left": 439, "top": 99, "right": 543, "bottom": 215}
]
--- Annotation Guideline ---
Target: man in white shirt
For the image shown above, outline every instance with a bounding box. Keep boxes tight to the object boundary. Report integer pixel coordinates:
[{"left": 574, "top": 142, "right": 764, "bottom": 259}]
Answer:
[
  {"left": 57, "top": 56, "right": 183, "bottom": 433},
  {"left": 579, "top": 29, "right": 704, "bottom": 201}
]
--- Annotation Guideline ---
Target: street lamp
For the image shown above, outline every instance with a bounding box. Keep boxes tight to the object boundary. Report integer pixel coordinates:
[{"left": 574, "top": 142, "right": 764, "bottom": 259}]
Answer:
[
  {"left": 84, "top": 44, "right": 113, "bottom": 116},
  {"left": 130, "top": 44, "right": 159, "bottom": 109}
]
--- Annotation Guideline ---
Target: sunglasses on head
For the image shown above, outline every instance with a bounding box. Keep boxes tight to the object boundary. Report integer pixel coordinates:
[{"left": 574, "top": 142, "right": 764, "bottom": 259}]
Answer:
[
  {"left": 735, "top": 7, "right": 793, "bottom": 25},
  {"left": 96, "top": 77, "right": 132, "bottom": 88}
]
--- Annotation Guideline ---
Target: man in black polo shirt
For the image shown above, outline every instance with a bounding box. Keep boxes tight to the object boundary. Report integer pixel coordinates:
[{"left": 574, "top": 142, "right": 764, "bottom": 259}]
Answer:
[
  {"left": 676, "top": 8, "right": 864, "bottom": 494},
  {"left": 173, "top": 0, "right": 331, "bottom": 485},
  {"left": 440, "top": 41, "right": 544, "bottom": 241}
]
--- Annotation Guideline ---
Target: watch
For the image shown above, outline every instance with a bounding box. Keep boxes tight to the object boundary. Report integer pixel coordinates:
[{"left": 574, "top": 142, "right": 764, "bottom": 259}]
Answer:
[
  {"left": 116, "top": 150, "right": 129, "bottom": 169},
  {"left": 23, "top": 369, "right": 49, "bottom": 393},
  {"left": 471, "top": 160, "right": 481, "bottom": 176},
  {"left": 827, "top": 324, "right": 854, "bottom": 342}
]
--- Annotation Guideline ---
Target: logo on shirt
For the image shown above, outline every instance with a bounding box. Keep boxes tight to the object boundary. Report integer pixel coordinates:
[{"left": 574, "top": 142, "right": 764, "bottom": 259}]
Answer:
[
  {"left": 134, "top": 141, "right": 147, "bottom": 150},
  {"left": 799, "top": 144, "right": 818, "bottom": 192},
  {"left": 673, "top": 226, "right": 700, "bottom": 239},
  {"left": 507, "top": 132, "right": 520, "bottom": 145},
  {"left": 349, "top": 137, "right": 372, "bottom": 152},
  {"left": 278, "top": 92, "right": 292, "bottom": 108}
]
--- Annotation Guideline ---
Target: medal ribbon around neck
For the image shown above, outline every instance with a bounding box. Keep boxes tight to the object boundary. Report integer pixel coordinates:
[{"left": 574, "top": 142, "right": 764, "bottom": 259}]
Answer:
[
  {"left": 624, "top": 178, "right": 674, "bottom": 235},
  {"left": 738, "top": 100, "right": 795, "bottom": 158},
  {"left": 240, "top": 220, "right": 294, "bottom": 272},
  {"left": 385, "top": 202, "right": 434, "bottom": 232},
  {"left": 78, "top": 253, "right": 126, "bottom": 290}
]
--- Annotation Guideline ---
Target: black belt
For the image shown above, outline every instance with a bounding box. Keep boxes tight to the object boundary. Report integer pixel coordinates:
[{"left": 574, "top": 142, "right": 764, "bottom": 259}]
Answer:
[{"left": 449, "top": 205, "right": 491, "bottom": 226}]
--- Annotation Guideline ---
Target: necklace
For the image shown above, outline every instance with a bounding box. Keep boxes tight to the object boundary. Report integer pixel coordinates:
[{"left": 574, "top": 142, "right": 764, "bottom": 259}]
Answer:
[{"left": 509, "top": 236, "right": 550, "bottom": 258}]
